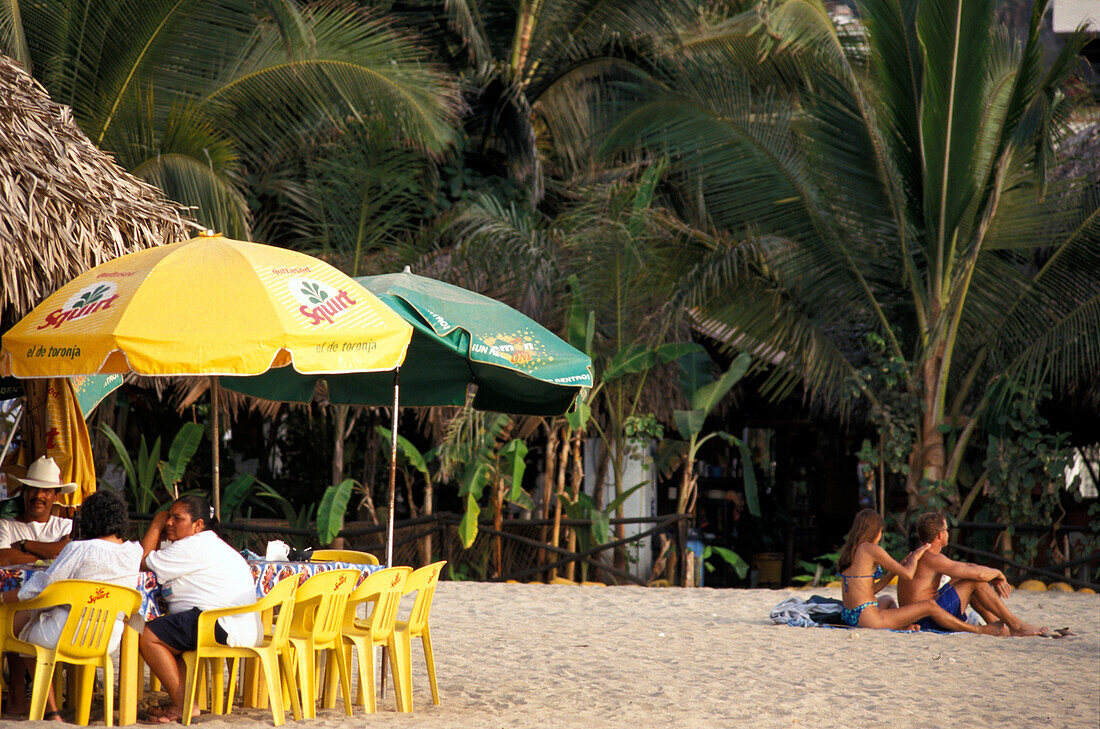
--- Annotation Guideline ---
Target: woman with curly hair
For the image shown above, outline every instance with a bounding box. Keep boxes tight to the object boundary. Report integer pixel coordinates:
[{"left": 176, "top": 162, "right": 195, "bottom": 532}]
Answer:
[{"left": 0, "top": 490, "right": 142, "bottom": 719}]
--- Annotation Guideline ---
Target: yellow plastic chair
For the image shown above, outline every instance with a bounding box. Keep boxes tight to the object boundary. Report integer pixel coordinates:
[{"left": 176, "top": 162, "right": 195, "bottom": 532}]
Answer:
[
  {"left": 393, "top": 561, "right": 446, "bottom": 710},
  {"left": 180, "top": 575, "right": 302, "bottom": 726},
  {"left": 285, "top": 568, "right": 359, "bottom": 718},
  {"left": 327, "top": 566, "right": 411, "bottom": 713},
  {"left": 310, "top": 549, "right": 380, "bottom": 565},
  {"left": 0, "top": 579, "right": 141, "bottom": 726}
]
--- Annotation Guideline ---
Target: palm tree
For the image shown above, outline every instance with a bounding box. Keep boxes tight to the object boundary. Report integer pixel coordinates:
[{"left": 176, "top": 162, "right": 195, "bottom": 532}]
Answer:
[
  {"left": 595, "top": 0, "right": 1100, "bottom": 513},
  {"left": 386, "top": 0, "right": 704, "bottom": 202},
  {"left": 0, "top": 0, "right": 462, "bottom": 238}
]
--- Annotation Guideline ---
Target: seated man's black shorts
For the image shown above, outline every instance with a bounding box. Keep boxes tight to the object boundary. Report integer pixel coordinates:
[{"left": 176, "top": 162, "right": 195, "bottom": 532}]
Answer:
[{"left": 146, "top": 608, "right": 228, "bottom": 651}]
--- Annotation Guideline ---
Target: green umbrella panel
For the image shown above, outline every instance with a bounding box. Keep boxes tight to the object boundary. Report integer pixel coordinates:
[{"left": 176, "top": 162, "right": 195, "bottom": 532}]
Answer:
[{"left": 224, "top": 269, "right": 593, "bottom": 414}]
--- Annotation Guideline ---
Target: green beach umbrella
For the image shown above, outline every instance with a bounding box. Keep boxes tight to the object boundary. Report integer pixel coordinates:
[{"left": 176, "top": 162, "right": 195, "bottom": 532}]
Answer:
[
  {"left": 223, "top": 268, "right": 592, "bottom": 564},
  {"left": 226, "top": 268, "right": 591, "bottom": 414}
]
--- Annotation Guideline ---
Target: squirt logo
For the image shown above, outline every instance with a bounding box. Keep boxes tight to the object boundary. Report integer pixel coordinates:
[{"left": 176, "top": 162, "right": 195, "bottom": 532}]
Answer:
[
  {"left": 36, "top": 282, "right": 120, "bottom": 330},
  {"left": 288, "top": 278, "right": 358, "bottom": 326}
]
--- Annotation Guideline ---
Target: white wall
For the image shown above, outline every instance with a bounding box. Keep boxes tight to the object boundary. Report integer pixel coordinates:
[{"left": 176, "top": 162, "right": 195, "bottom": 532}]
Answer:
[
  {"left": 583, "top": 437, "right": 657, "bottom": 581},
  {"left": 1053, "top": 0, "right": 1099, "bottom": 33}
]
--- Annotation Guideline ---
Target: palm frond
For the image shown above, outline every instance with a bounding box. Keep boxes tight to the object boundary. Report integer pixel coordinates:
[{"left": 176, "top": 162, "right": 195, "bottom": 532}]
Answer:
[{"left": 205, "top": 3, "right": 462, "bottom": 156}]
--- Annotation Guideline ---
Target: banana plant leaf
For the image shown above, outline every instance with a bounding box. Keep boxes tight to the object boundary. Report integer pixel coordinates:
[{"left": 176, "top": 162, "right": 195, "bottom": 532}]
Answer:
[{"left": 224, "top": 268, "right": 593, "bottom": 415}]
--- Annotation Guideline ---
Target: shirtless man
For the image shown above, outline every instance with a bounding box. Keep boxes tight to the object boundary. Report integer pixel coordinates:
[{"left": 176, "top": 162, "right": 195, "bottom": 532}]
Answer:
[
  {"left": 898, "top": 512, "right": 1046, "bottom": 636},
  {"left": 0, "top": 456, "right": 75, "bottom": 566}
]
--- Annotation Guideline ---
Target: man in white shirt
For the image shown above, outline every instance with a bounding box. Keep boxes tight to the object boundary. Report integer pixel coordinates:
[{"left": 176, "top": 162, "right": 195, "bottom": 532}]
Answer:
[{"left": 0, "top": 456, "right": 75, "bottom": 566}]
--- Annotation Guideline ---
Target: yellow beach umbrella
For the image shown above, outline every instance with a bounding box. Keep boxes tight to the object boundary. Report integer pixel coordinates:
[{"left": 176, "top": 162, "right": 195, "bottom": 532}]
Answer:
[{"left": 1, "top": 233, "right": 413, "bottom": 512}]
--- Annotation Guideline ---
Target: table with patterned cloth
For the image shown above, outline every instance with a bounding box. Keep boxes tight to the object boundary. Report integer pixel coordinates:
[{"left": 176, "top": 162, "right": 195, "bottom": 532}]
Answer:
[
  {"left": 248, "top": 558, "right": 382, "bottom": 596},
  {"left": 0, "top": 563, "right": 164, "bottom": 618}
]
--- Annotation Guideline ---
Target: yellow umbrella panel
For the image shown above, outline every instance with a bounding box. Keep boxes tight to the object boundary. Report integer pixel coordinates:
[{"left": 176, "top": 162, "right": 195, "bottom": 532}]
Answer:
[
  {"left": 1, "top": 234, "right": 412, "bottom": 378},
  {"left": 1, "top": 234, "right": 412, "bottom": 520}
]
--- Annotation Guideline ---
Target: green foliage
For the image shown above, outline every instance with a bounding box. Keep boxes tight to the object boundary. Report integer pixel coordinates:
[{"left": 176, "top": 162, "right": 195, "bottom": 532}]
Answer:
[
  {"left": 669, "top": 351, "right": 759, "bottom": 516},
  {"left": 220, "top": 474, "right": 259, "bottom": 522},
  {"left": 377, "top": 426, "right": 437, "bottom": 513},
  {"left": 439, "top": 409, "right": 532, "bottom": 548},
  {"left": 981, "top": 388, "right": 1077, "bottom": 562},
  {"left": 158, "top": 423, "right": 204, "bottom": 500},
  {"left": 317, "top": 479, "right": 356, "bottom": 546},
  {"left": 850, "top": 333, "right": 919, "bottom": 478},
  {"left": 595, "top": 0, "right": 1099, "bottom": 514},
  {"left": 792, "top": 551, "right": 840, "bottom": 584},
  {"left": 623, "top": 413, "right": 663, "bottom": 440},
  {"left": 703, "top": 545, "right": 749, "bottom": 578},
  {"left": 559, "top": 481, "right": 647, "bottom": 581},
  {"left": 100, "top": 422, "right": 203, "bottom": 513},
  {"left": 1, "top": 0, "right": 462, "bottom": 237}
]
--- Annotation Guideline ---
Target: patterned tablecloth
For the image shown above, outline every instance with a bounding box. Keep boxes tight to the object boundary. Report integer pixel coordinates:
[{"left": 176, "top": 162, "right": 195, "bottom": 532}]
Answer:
[
  {"left": 249, "top": 559, "right": 381, "bottom": 597},
  {"left": 0, "top": 559, "right": 380, "bottom": 619}
]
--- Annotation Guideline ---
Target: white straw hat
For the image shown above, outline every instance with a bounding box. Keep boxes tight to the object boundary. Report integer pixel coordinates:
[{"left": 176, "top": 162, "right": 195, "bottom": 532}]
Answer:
[{"left": 12, "top": 456, "right": 78, "bottom": 494}]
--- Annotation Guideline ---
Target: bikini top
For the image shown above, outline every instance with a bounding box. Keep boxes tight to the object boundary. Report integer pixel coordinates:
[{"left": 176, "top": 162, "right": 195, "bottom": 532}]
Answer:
[{"left": 838, "top": 565, "right": 884, "bottom": 590}]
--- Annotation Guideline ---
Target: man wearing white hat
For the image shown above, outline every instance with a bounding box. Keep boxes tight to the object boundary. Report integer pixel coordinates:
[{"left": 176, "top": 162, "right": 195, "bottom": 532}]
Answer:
[{"left": 0, "top": 456, "right": 75, "bottom": 566}]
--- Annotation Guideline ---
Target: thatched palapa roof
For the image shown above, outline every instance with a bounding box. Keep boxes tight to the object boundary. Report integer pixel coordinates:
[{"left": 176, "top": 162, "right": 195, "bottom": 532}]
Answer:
[{"left": 0, "top": 53, "right": 193, "bottom": 321}]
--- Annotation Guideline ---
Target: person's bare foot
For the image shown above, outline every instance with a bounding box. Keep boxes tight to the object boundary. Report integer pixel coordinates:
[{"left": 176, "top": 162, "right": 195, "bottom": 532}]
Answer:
[
  {"left": 140, "top": 704, "right": 200, "bottom": 724},
  {"left": 42, "top": 709, "right": 63, "bottom": 722},
  {"left": 905, "top": 623, "right": 921, "bottom": 631},
  {"left": 979, "top": 620, "right": 1009, "bottom": 636},
  {"left": 1010, "top": 621, "right": 1048, "bottom": 636}
]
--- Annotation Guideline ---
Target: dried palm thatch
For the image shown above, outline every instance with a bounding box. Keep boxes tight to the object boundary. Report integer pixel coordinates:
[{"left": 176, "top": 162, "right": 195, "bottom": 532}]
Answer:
[{"left": 0, "top": 53, "right": 194, "bottom": 322}]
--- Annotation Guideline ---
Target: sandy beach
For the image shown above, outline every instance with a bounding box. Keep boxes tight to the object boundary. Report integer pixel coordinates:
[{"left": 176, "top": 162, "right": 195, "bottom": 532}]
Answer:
[{"left": 21, "top": 581, "right": 1100, "bottom": 729}]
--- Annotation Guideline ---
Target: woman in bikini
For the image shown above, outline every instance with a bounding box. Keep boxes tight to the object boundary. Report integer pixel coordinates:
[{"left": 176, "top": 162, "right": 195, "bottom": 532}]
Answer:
[{"left": 838, "top": 509, "right": 1006, "bottom": 635}]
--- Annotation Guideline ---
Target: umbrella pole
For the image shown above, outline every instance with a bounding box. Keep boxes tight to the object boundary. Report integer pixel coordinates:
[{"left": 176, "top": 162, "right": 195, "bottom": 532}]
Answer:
[
  {"left": 380, "top": 367, "right": 401, "bottom": 701},
  {"left": 386, "top": 368, "right": 400, "bottom": 568},
  {"left": 211, "top": 376, "right": 221, "bottom": 520}
]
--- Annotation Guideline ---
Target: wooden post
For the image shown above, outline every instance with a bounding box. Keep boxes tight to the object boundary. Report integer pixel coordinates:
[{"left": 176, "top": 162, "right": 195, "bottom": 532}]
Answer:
[
  {"left": 386, "top": 368, "right": 400, "bottom": 568},
  {"left": 211, "top": 376, "right": 221, "bottom": 519}
]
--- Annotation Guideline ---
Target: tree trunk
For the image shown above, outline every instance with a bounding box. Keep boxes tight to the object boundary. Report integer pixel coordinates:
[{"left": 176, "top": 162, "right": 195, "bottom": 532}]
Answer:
[
  {"left": 548, "top": 431, "right": 569, "bottom": 581},
  {"left": 332, "top": 405, "right": 347, "bottom": 485},
  {"left": 419, "top": 478, "right": 433, "bottom": 567},
  {"left": 564, "top": 431, "right": 584, "bottom": 581},
  {"left": 907, "top": 350, "right": 947, "bottom": 511},
  {"left": 359, "top": 419, "right": 379, "bottom": 526},
  {"left": 540, "top": 424, "right": 559, "bottom": 571},
  {"left": 493, "top": 476, "right": 505, "bottom": 578}
]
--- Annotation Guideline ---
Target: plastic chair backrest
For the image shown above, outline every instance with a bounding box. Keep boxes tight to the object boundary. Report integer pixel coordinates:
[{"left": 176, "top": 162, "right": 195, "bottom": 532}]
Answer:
[
  {"left": 403, "top": 562, "right": 445, "bottom": 636},
  {"left": 290, "top": 569, "right": 359, "bottom": 644},
  {"left": 346, "top": 567, "right": 411, "bottom": 642},
  {"left": 259, "top": 575, "right": 299, "bottom": 648},
  {"left": 35, "top": 580, "right": 141, "bottom": 661},
  {"left": 310, "top": 549, "right": 379, "bottom": 566}
]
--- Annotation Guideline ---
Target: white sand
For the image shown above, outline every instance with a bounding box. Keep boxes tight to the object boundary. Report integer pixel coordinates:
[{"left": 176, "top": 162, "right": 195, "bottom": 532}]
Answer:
[{"left": 22, "top": 581, "right": 1100, "bottom": 728}]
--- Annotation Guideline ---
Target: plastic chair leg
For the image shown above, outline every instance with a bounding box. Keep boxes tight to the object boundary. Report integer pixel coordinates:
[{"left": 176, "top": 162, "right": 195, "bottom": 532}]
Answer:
[
  {"left": 351, "top": 642, "right": 375, "bottom": 712},
  {"left": 332, "top": 644, "right": 353, "bottom": 716},
  {"left": 389, "top": 633, "right": 412, "bottom": 713},
  {"left": 225, "top": 658, "right": 240, "bottom": 715},
  {"left": 103, "top": 658, "right": 115, "bottom": 728},
  {"left": 75, "top": 661, "right": 96, "bottom": 725},
  {"left": 294, "top": 643, "right": 315, "bottom": 718},
  {"left": 210, "top": 659, "right": 225, "bottom": 714},
  {"left": 422, "top": 629, "right": 439, "bottom": 705},
  {"left": 181, "top": 653, "right": 200, "bottom": 727},
  {"left": 29, "top": 657, "right": 56, "bottom": 721},
  {"left": 256, "top": 653, "right": 285, "bottom": 727},
  {"left": 278, "top": 651, "right": 302, "bottom": 721}
]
